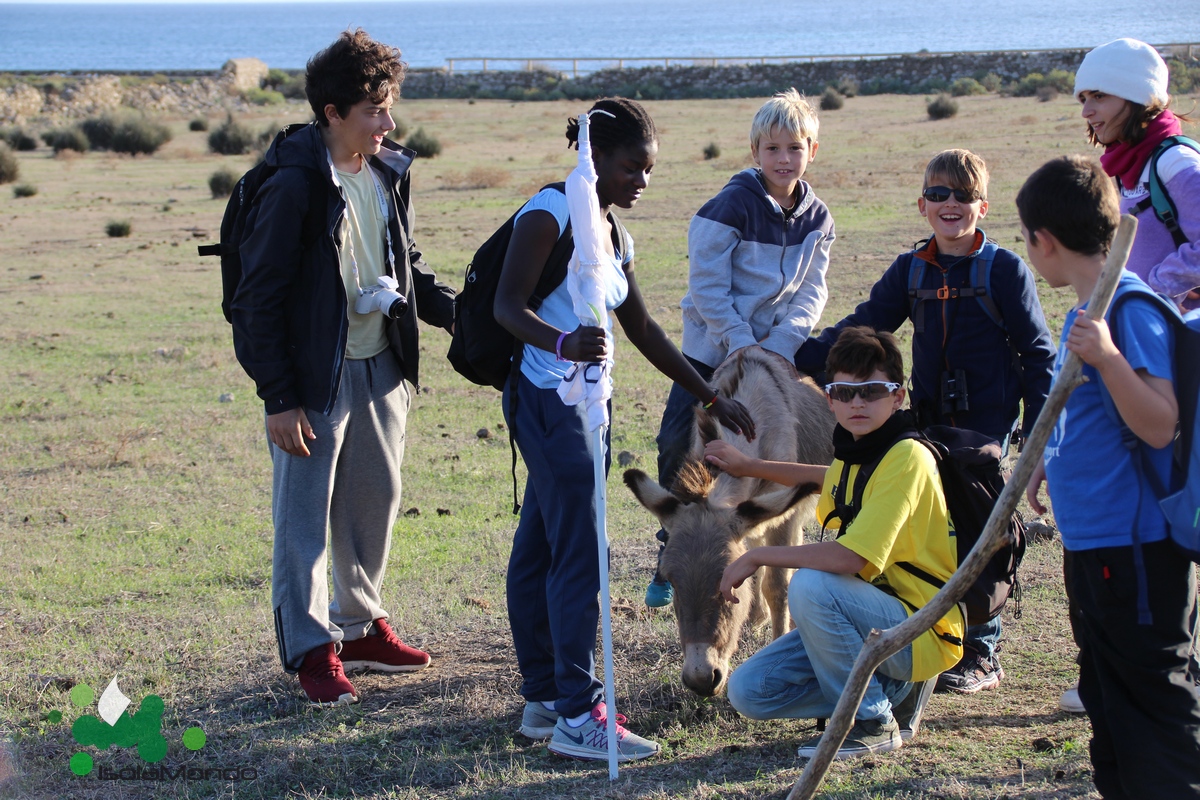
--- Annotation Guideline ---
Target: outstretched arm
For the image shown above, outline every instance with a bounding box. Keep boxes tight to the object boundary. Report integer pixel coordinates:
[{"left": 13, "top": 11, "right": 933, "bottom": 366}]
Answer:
[
  {"left": 615, "top": 266, "right": 756, "bottom": 440},
  {"left": 720, "top": 543, "right": 868, "bottom": 602},
  {"left": 704, "top": 439, "right": 827, "bottom": 486}
]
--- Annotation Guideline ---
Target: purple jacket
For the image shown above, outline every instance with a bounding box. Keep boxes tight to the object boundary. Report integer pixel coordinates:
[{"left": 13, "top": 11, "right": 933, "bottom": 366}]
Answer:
[{"left": 1120, "top": 144, "right": 1200, "bottom": 311}]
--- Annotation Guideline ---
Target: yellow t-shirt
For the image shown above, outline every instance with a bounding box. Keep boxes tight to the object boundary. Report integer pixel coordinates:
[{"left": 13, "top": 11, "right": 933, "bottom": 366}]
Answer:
[
  {"left": 816, "top": 439, "right": 964, "bottom": 681},
  {"left": 337, "top": 161, "right": 390, "bottom": 360}
]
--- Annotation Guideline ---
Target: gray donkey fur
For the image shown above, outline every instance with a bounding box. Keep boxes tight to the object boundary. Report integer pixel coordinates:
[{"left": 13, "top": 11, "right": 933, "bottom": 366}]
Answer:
[{"left": 625, "top": 348, "right": 835, "bottom": 696}]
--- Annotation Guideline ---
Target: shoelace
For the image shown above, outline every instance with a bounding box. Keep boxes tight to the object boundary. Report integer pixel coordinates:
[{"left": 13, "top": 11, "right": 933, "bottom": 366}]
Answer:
[{"left": 593, "top": 711, "right": 629, "bottom": 737}]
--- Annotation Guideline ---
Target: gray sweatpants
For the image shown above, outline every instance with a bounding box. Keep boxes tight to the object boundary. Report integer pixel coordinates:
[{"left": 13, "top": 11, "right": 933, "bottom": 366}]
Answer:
[{"left": 269, "top": 350, "right": 409, "bottom": 672}]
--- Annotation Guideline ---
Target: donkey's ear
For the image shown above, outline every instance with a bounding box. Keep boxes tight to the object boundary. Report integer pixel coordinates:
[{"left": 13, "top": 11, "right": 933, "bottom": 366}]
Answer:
[
  {"left": 695, "top": 405, "right": 721, "bottom": 446},
  {"left": 734, "top": 482, "right": 821, "bottom": 533},
  {"left": 623, "top": 469, "right": 680, "bottom": 520}
]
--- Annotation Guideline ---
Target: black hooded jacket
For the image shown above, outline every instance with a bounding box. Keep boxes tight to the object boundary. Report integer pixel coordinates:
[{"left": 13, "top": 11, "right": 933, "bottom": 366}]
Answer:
[{"left": 232, "top": 123, "right": 455, "bottom": 415}]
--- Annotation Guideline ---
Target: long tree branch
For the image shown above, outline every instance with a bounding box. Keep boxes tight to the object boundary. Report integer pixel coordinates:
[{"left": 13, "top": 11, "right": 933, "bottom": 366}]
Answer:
[{"left": 786, "top": 215, "right": 1138, "bottom": 800}]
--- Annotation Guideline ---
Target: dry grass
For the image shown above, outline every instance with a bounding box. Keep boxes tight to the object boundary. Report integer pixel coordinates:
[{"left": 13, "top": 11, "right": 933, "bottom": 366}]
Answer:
[{"left": 2, "top": 91, "right": 1197, "bottom": 799}]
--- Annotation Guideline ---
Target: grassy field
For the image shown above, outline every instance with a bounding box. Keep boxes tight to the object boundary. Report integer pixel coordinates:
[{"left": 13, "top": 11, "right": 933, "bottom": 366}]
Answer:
[{"left": 2, "top": 90, "right": 1194, "bottom": 799}]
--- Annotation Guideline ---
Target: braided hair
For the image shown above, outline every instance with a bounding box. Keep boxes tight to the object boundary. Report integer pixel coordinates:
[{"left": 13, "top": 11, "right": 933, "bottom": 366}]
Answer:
[{"left": 565, "top": 97, "right": 657, "bottom": 153}]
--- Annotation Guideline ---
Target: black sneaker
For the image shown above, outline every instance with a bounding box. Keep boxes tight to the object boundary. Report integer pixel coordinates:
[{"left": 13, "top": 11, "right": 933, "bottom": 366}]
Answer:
[
  {"left": 796, "top": 717, "right": 902, "bottom": 760},
  {"left": 936, "top": 653, "right": 1004, "bottom": 694},
  {"left": 893, "top": 679, "right": 936, "bottom": 741}
]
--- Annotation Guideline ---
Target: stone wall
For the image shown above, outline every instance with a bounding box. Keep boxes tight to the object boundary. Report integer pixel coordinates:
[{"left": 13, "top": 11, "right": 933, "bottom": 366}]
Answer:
[
  {"left": 399, "top": 49, "right": 1094, "bottom": 100},
  {"left": 0, "top": 70, "right": 255, "bottom": 126},
  {"left": 3, "top": 47, "right": 1194, "bottom": 125}
]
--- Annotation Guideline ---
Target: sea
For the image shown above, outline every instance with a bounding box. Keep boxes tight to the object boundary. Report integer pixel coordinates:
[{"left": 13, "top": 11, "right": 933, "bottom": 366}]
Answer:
[{"left": 1, "top": 0, "right": 1198, "bottom": 73}]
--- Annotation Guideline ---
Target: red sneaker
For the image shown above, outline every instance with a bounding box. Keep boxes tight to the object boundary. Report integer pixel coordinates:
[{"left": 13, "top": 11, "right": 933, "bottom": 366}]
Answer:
[
  {"left": 298, "top": 643, "right": 359, "bottom": 706},
  {"left": 338, "top": 618, "right": 431, "bottom": 673}
]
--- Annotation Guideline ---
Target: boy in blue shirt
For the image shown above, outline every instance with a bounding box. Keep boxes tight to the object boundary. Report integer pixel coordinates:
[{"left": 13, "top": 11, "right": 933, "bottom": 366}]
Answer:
[
  {"left": 1021, "top": 155, "right": 1200, "bottom": 799},
  {"left": 795, "top": 149, "right": 1057, "bottom": 693},
  {"left": 647, "top": 88, "right": 835, "bottom": 607}
]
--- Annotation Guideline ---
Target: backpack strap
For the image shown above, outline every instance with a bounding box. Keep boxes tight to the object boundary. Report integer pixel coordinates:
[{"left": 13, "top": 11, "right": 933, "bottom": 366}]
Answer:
[
  {"left": 507, "top": 204, "right": 576, "bottom": 514},
  {"left": 1133, "top": 136, "right": 1200, "bottom": 248},
  {"left": 1096, "top": 286, "right": 1182, "bottom": 624},
  {"left": 907, "top": 242, "right": 1002, "bottom": 333}
]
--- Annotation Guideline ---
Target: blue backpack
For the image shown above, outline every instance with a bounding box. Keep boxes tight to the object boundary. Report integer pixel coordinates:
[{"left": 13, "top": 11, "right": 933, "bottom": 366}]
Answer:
[{"left": 1102, "top": 285, "right": 1200, "bottom": 623}]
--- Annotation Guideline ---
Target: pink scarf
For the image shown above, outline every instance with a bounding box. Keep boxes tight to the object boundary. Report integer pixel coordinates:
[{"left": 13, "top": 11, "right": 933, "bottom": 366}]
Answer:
[{"left": 1100, "top": 109, "right": 1183, "bottom": 190}]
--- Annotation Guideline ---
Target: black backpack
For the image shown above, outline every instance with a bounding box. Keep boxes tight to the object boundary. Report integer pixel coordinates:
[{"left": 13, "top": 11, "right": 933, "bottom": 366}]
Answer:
[
  {"left": 197, "top": 123, "right": 324, "bottom": 322},
  {"left": 447, "top": 184, "right": 630, "bottom": 512},
  {"left": 823, "top": 423, "right": 1026, "bottom": 628},
  {"left": 447, "top": 183, "right": 574, "bottom": 390}
]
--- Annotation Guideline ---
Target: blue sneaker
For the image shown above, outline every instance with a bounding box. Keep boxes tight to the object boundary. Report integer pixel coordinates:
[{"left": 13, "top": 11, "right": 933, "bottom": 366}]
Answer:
[{"left": 645, "top": 576, "right": 673, "bottom": 608}]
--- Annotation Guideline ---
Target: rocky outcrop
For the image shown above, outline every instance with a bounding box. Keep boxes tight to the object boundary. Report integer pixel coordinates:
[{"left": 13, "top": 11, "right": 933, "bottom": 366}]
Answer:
[{"left": 221, "top": 58, "right": 269, "bottom": 93}]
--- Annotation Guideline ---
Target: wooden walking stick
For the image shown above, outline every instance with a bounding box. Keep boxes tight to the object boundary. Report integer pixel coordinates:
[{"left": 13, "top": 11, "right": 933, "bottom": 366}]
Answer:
[{"left": 786, "top": 215, "right": 1138, "bottom": 800}]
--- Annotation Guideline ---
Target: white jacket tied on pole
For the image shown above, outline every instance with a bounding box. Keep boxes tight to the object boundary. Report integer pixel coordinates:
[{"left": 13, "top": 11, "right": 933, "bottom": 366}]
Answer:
[{"left": 557, "top": 111, "right": 615, "bottom": 432}]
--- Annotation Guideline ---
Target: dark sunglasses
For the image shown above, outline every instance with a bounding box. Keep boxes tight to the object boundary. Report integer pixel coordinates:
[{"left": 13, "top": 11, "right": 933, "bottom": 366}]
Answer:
[
  {"left": 824, "top": 381, "right": 901, "bottom": 403},
  {"left": 922, "top": 185, "right": 979, "bottom": 204}
]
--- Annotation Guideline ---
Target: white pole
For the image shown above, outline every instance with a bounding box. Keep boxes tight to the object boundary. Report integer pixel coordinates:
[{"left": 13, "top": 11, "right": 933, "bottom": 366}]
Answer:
[{"left": 593, "top": 424, "right": 619, "bottom": 779}]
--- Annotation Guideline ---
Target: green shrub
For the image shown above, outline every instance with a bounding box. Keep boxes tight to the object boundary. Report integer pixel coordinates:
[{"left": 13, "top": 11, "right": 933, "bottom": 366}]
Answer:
[
  {"left": 951, "top": 77, "right": 986, "bottom": 97},
  {"left": 820, "top": 86, "right": 845, "bottom": 110},
  {"left": 189, "top": 118, "right": 209, "bottom": 132},
  {"left": 981, "top": 72, "right": 1004, "bottom": 92},
  {"left": 405, "top": 127, "right": 441, "bottom": 158},
  {"left": 208, "top": 115, "right": 256, "bottom": 155},
  {"left": 111, "top": 118, "right": 172, "bottom": 155},
  {"left": 208, "top": 167, "right": 239, "bottom": 199},
  {"left": 80, "top": 115, "right": 119, "bottom": 150},
  {"left": 43, "top": 127, "right": 89, "bottom": 153},
  {"left": 1168, "top": 57, "right": 1200, "bottom": 94},
  {"left": 835, "top": 75, "right": 859, "bottom": 98},
  {"left": 385, "top": 118, "right": 410, "bottom": 142},
  {"left": 242, "top": 87, "right": 285, "bottom": 106},
  {"left": 105, "top": 220, "right": 131, "bottom": 238},
  {"left": 13, "top": 184, "right": 37, "bottom": 198},
  {"left": 3, "top": 128, "right": 38, "bottom": 151},
  {"left": 702, "top": 142, "right": 721, "bottom": 160},
  {"left": 264, "top": 68, "right": 306, "bottom": 99},
  {"left": 1036, "top": 85, "right": 1059, "bottom": 103},
  {"left": 927, "top": 93, "right": 959, "bottom": 120},
  {"left": 0, "top": 143, "right": 18, "bottom": 184},
  {"left": 1012, "top": 69, "right": 1075, "bottom": 97}
]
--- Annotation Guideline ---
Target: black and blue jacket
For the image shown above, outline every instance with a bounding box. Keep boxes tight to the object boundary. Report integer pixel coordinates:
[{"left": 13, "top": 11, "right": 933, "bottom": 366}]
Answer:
[{"left": 796, "top": 231, "right": 1055, "bottom": 441}]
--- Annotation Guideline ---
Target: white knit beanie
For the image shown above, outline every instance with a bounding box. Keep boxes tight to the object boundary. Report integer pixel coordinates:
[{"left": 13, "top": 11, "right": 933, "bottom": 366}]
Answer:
[{"left": 1074, "top": 38, "right": 1169, "bottom": 105}]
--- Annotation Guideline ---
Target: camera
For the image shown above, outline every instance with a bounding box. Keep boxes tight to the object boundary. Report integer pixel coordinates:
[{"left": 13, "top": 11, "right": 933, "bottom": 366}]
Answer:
[
  {"left": 940, "top": 368, "right": 969, "bottom": 415},
  {"left": 355, "top": 275, "right": 408, "bottom": 319}
]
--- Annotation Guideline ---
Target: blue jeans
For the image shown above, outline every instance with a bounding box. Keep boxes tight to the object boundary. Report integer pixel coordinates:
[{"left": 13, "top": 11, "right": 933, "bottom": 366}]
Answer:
[
  {"left": 964, "top": 616, "right": 1001, "bottom": 661},
  {"left": 727, "top": 569, "right": 914, "bottom": 723},
  {"left": 503, "top": 374, "right": 610, "bottom": 719}
]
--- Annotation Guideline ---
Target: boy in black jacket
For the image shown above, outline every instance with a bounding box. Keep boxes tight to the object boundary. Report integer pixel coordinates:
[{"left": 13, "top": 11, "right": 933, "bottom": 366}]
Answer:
[
  {"left": 795, "top": 149, "right": 1056, "bottom": 694},
  {"left": 232, "top": 29, "right": 456, "bottom": 705}
]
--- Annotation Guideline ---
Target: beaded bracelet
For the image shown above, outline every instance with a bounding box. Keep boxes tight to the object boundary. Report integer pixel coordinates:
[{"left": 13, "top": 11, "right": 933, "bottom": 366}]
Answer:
[
  {"left": 702, "top": 393, "right": 718, "bottom": 409},
  {"left": 555, "top": 331, "right": 569, "bottom": 362}
]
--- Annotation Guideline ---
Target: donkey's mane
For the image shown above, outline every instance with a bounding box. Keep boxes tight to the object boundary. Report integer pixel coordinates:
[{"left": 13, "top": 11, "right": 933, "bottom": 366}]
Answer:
[{"left": 672, "top": 460, "right": 716, "bottom": 502}]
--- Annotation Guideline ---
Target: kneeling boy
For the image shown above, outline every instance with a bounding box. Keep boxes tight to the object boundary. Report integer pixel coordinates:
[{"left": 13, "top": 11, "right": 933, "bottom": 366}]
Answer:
[
  {"left": 1020, "top": 155, "right": 1200, "bottom": 799},
  {"left": 705, "top": 326, "right": 964, "bottom": 758}
]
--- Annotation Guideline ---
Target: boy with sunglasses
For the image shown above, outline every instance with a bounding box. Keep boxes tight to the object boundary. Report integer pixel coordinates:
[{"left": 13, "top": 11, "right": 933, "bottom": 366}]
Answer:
[
  {"left": 705, "top": 326, "right": 964, "bottom": 759},
  {"left": 795, "top": 149, "right": 1056, "bottom": 695}
]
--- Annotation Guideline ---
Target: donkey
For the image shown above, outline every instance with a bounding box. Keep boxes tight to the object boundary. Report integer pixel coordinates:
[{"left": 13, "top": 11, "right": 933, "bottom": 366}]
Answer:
[{"left": 624, "top": 348, "right": 835, "bottom": 696}]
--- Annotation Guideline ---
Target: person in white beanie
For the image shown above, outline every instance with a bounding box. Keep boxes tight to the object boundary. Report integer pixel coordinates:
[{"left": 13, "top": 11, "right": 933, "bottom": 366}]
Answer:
[{"left": 1074, "top": 38, "right": 1200, "bottom": 312}]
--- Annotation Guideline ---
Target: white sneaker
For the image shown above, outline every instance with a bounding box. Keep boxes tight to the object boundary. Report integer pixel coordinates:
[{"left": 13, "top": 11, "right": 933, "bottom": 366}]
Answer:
[
  {"left": 519, "top": 701, "right": 559, "bottom": 739},
  {"left": 1059, "top": 683, "right": 1085, "bottom": 714},
  {"left": 547, "top": 703, "right": 660, "bottom": 762}
]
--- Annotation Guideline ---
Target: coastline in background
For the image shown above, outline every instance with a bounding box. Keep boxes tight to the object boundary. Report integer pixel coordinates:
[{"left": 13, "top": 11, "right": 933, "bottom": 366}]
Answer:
[{"left": 1, "top": 0, "right": 1200, "bottom": 72}]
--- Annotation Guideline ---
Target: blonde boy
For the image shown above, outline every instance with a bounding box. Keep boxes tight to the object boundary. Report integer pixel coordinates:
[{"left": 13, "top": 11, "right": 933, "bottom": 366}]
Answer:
[{"left": 648, "top": 88, "right": 835, "bottom": 606}]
